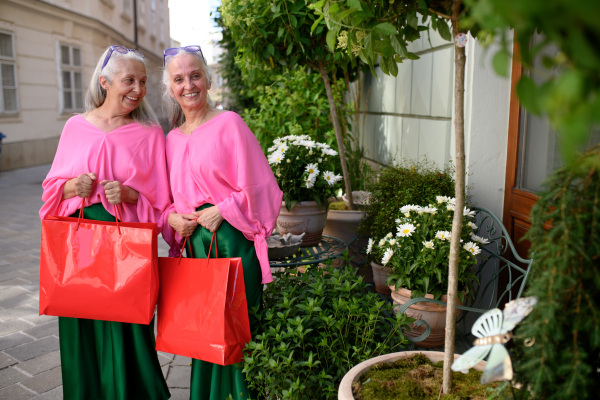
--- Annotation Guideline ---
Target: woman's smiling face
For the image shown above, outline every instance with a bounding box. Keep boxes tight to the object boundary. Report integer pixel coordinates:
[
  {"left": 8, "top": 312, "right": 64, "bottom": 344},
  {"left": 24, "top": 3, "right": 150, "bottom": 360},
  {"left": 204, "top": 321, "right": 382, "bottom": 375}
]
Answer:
[
  {"left": 167, "top": 53, "right": 210, "bottom": 111},
  {"left": 102, "top": 58, "right": 147, "bottom": 113}
]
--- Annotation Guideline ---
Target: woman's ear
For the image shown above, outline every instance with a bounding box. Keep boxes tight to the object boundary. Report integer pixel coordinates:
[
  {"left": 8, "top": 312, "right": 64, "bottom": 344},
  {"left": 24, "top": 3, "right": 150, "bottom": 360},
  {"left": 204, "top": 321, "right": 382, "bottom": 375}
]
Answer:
[{"left": 99, "top": 76, "right": 109, "bottom": 91}]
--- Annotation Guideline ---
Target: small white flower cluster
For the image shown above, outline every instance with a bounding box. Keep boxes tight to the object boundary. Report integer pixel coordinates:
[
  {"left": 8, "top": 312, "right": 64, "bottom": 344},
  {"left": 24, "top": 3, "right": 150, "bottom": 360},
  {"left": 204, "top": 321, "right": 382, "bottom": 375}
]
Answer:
[
  {"left": 369, "top": 197, "right": 489, "bottom": 267},
  {"left": 268, "top": 135, "right": 341, "bottom": 188}
]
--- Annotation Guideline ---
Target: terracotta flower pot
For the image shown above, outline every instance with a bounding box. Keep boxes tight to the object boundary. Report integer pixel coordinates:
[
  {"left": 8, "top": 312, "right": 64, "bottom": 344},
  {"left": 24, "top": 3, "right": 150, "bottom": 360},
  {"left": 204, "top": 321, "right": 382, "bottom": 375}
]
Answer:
[
  {"left": 338, "top": 351, "right": 486, "bottom": 400},
  {"left": 389, "top": 286, "right": 462, "bottom": 349},
  {"left": 276, "top": 201, "right": 327, "bottom": 247},
  {"left": 370, "top": 261, "right": 392, "bottom": 295},
  {"left": 322, "top": 209, "right": 363, "bottom": 244}
]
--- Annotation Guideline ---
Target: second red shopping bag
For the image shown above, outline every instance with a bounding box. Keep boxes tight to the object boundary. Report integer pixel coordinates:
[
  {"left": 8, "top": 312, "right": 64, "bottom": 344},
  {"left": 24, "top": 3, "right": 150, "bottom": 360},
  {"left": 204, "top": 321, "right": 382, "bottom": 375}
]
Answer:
[{"left": 156, "top": 233, "right": 251, "bottom": 366}]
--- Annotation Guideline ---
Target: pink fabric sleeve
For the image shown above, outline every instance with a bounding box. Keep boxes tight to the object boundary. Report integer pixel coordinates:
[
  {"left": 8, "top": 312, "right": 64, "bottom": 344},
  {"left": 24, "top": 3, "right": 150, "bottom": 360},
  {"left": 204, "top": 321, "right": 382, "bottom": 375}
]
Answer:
[
  {"left": 39, "top": 118, "right": 87, "bottom": 220},
  {"left": 216, "top": 115, "right": 282, "bottom": 284}
]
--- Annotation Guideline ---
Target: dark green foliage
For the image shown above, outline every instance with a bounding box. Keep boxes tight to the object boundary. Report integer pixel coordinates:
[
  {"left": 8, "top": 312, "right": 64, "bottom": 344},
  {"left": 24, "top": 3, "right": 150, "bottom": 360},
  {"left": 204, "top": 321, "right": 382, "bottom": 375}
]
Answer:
[
  {"left": 242, "top": 262, "right": 413, "bottom": 399},
  {"left": 510, "top": 145, "right": 600, "bottom": 399},
  {"left": 358, "top": 160, "right": 456, "bottom": 240},
  {"left": 242, "top": 67, "right": 339, "bottom": 151}
]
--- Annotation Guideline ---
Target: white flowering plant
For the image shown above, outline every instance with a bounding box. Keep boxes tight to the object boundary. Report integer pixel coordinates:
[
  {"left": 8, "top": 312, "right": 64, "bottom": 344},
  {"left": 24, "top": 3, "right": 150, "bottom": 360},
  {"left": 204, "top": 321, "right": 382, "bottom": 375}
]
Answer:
[
  {"left": 268, "top": 134, "right": 343, "bottom": 211},
  {"left": 367, "top": 196, "right": 487, "bottom": 301}
]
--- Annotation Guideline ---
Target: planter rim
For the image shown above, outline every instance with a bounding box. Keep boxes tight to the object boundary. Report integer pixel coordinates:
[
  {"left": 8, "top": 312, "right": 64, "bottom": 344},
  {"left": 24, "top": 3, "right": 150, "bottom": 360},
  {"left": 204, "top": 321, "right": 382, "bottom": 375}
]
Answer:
[{"left": 338, "top": 351, "right": 486, "bottom": 400}]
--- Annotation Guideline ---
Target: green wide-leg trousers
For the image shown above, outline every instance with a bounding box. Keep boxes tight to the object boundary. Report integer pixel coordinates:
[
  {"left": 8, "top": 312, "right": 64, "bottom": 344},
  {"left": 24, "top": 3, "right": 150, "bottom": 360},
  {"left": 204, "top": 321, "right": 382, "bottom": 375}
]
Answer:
[{"left": 58, "top": 203, "right": 170, "bottom": 400}]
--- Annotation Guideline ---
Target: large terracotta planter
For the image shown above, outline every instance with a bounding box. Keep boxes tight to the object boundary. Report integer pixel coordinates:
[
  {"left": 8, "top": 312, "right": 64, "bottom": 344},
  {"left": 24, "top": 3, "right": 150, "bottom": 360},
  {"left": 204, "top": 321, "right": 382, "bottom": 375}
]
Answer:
[
  {"left": 276, "top": 201, "right": 327, "bottom": 247},
  {"left": 389, "top": 286, "right": 461, "bottom": 349},
  {"left": 322, "top": 209, "right": 363, "bottom": 244},
  {"left": 338, "top": 351, "right": 486, "bottom": 400},
  {"left": 370, "top": 262, "right": 391, "bottom": 295}
]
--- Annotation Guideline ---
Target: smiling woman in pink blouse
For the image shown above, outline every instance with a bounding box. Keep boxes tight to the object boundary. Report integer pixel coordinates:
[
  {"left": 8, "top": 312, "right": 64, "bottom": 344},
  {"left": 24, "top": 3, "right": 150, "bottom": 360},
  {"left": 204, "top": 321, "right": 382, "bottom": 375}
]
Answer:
[
  {"left": 39, "top": 46, "right": 171, "bottom": 400},
  {"left": 162, "top": 45, "right": 282, "bottom": 400}
]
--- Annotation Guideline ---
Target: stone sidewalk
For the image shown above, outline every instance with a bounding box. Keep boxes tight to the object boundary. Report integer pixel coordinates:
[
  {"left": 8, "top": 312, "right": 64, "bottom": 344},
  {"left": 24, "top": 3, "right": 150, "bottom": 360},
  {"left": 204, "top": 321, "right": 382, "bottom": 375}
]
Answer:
[{"left": 0, "top": 164, "right": 192, "bottom": 399}]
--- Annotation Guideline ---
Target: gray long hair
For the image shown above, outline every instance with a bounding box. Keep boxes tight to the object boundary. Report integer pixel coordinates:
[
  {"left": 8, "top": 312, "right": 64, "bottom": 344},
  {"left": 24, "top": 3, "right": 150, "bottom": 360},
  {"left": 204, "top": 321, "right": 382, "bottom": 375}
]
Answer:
[
  {"left": 162, "top": 48, "right": 214, "bottom": 130},
  {"left": 85, "top": 46, "right": 159, "bottom": 126}
]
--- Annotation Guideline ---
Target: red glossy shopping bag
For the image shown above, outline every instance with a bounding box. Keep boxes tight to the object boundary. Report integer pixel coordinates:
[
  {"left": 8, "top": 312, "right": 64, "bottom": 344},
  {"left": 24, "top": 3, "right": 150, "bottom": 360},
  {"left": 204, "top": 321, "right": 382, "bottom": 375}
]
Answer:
[
  {"left": 156, "top": 234, "right": 251, "bottom": 366},
  {"left": 39, "top": 200, "right": 159, "bottom": 324}
]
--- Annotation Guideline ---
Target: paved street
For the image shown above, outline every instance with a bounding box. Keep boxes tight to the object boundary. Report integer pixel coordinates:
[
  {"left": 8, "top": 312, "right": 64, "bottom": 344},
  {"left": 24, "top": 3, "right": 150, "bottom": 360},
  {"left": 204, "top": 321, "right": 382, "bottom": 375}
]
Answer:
[{"left": 0, "top": 164, "right": 192, "bottom": 399}]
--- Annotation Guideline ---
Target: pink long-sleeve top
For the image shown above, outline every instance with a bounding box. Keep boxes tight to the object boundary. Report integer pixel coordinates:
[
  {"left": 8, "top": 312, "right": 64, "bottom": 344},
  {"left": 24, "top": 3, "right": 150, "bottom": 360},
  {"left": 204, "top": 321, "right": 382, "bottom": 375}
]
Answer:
[
  {"left": 165, "top": 111, "right": 282, "bottom": 284},
  {"left": 40, "top": 115, "right": 174, "bottom": 244}
]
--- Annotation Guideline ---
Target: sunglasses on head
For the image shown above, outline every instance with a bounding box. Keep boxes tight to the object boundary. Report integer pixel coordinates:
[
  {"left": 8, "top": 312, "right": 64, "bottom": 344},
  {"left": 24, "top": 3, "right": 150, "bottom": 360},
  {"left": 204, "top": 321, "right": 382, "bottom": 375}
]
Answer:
[
  {"left": 163, "top": 45, "right": 205, "bottom": 66},
  {"left": 101, "top": 45, "right": 144, "bottom": 70}
]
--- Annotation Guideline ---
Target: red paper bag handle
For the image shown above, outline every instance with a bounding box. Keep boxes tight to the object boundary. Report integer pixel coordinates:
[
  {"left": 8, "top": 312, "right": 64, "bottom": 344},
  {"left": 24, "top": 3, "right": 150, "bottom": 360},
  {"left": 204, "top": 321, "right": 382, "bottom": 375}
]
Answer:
[
  {"left": 76, "top": 196, "right": 122, "bottom": 235},
  {"left": 177, "top": 232, "right": 219, "bottom": 266}
]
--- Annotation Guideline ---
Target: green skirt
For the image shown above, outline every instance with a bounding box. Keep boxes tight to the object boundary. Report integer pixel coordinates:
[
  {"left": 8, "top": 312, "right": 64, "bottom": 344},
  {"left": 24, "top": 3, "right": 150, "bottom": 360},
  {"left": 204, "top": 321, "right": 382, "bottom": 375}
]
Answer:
[
  {"left": 58, "top": 203, "right": 170, "bottom": 400},
  {"left": 187, "top": 204, "right": 263, "bottom": 400}
]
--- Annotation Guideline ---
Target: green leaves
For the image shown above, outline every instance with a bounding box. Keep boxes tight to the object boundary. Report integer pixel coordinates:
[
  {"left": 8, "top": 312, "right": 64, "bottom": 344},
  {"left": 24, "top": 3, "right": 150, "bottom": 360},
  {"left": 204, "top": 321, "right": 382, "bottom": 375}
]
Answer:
[{"left": 243, "top": 264, "right": 413, "bottom": 398}]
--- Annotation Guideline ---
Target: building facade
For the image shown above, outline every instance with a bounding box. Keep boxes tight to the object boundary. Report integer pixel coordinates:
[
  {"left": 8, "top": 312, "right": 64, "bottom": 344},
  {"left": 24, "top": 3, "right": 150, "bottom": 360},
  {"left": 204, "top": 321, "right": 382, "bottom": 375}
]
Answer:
[{"left": 0, "top": 0, "right": 171, "bottom": 170}]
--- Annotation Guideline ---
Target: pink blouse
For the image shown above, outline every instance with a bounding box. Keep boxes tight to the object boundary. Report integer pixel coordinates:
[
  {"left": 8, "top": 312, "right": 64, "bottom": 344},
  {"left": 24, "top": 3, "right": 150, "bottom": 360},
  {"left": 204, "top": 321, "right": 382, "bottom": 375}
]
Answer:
[
  {"left": 165, "top": 111, "right": 282, "bottom": 284},
  {"left": 40, "top": 115, "right": 174, "bottom": 244}
]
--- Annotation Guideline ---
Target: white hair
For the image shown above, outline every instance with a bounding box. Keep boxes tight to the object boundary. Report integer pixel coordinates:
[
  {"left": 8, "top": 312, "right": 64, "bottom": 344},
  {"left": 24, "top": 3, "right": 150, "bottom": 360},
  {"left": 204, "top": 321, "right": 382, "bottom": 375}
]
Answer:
[
  {"left": 84, "top": 46, "right": 158, "bottom": 126},
  {"left": 162, "top": 48, "right": 214, "bottom": 130}
]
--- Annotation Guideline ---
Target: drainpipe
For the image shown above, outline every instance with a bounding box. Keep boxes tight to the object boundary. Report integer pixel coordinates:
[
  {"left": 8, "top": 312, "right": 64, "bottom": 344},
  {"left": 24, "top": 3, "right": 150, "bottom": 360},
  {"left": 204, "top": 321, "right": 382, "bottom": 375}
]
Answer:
[{"left": 133, "top": 0, "right": 138, "bottom": 49}]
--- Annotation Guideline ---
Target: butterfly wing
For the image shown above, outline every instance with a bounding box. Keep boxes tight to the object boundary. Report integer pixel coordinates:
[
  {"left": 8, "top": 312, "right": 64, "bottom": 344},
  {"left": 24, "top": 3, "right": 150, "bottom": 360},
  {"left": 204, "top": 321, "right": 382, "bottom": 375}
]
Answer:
[
  {"left": 481, "top": 344, "right": 513, "bottom": 384},
  {"left": 471, "top": 308, "right": 503, "bottom": 338},
  {"left": 502, "top": 296, "right": 537, "bottom": 332},
  {"left": 451, "top": 344, "right": 493, "bottom": 374}
]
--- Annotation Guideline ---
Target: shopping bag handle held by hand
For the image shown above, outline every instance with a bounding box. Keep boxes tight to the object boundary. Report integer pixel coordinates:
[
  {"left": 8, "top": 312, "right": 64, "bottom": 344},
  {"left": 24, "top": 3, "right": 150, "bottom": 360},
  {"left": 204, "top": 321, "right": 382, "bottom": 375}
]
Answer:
[
  {"left": 176, "top": 232, "right": 219, "bottom": 266},
  {"left": 76, "top": 197, "right": 122, "bottom": 235}
]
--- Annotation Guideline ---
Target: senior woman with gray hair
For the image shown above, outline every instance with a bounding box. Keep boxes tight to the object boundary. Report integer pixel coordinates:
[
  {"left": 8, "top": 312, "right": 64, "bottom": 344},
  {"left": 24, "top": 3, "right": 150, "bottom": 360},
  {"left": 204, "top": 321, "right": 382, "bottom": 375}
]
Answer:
[
  {"left": 40, "top": 45, "right": 172, "bottom": 400},
  {"left": 162, "top": 45, "right": 282, "bottom": 400}
]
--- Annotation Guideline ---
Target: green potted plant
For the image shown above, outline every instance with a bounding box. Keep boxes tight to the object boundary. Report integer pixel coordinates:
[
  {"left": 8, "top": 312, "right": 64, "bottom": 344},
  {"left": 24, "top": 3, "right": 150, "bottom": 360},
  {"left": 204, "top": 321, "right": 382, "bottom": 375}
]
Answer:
[
  {"left": 242, "top": 262, "right": 413, "bottom": 399},
  {"left": 358, "top": 160, "right": 455, "bottom": 294},
  {"left": 268, "top": 133, "right": 343, "bottom": 246},
  {"left": 367, "top": 197, "right": 483, "bottom": 348}
]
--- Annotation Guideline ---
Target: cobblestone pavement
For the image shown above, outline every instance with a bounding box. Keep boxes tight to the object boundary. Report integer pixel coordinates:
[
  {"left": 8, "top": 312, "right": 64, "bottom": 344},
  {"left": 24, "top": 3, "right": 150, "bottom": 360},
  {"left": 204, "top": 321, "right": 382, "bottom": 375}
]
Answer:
[{"left": 0, "top": 164, "right": 192, "bottom": 399}]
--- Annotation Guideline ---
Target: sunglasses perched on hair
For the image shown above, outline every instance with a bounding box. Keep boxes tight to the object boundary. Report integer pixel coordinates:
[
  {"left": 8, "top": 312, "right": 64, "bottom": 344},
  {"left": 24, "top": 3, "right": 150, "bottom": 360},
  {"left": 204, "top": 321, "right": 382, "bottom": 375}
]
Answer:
[
  {"left": 101, "top": 45, "right": 144, "bottom": 70},
  {"left": 163, "top": 45, "right": 205, "bottom": 66}
]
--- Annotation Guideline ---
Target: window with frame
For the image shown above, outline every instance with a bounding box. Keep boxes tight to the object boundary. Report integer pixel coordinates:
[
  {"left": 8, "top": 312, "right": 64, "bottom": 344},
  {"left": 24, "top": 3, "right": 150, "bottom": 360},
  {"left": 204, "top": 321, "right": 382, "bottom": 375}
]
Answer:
[
  {"left": 0, "top": 31, "right": 18, "bottom": 114},
  {"left": 60, "top": 44, "right": 84, "bottom": 112}
]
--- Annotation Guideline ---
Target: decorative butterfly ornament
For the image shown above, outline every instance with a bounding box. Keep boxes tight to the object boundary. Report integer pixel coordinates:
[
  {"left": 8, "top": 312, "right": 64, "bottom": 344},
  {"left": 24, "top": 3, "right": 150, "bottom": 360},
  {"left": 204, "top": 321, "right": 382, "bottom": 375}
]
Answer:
[{"left": 451, "top": 296, "right": 537, "bottom": 384}]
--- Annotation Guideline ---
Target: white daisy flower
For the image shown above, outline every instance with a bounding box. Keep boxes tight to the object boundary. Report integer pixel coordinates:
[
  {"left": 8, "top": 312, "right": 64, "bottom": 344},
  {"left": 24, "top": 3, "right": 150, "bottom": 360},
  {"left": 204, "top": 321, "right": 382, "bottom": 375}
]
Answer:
[
  {"left": 471, "top": 234, "right": 489, "bottom": 244},
  {"left": 463, "top": 207, "right": 477, "bottom": 218},
  {"left": 386, "top": 232, "right": 393, "bottom": 239},
  {"left": 435, "top": 230, "right": 452, "bottom": 241},
  {"left": 366, "top": 238, "right": 374, "bottom": 254},
  {"left": 423, "top": 241, "right": 435, "bottom": 249},
  {"left": 322, "top": 171, "right": 341, "bottom": 186},
  {"left": 322, "top": 148, "right": 338, "bottom": 156},
  {"left": 305, "top": 174, "right": 317, "bottom": 189},
  {"left": 378, "top": 238, "right": 387, "bottom": 247},
  {"left": 463, "top": 241, "right": 481, "bottom": 255},
  {"left": 421, "top": 206, "right": 438, "bottom": 214},
  {"left": 468, "top": 221, "right": 478, "bottom": 230},
  {"left": 300, "top": 140, "right": 316, "bottom": 148},
  {"left": 397, "top": 223, "right": 416, "bottom": 237},
  {"left": 381, "top": 248, "right": 394, "bottom": 266},
  {"left": 268, "top": 151, "right": 284, "bottom": 165},
  {"left": 389, "top": 239, "right": 397, "bottom": 246},
  {"left": 305, "top": 163, "right": 319, "bottom": 175}
]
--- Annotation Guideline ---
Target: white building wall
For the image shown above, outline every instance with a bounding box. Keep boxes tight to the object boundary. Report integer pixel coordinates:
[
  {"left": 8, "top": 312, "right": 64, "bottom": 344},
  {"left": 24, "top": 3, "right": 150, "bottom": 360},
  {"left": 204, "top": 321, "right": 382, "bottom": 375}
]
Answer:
[
  {"left": 0, "top": 0, "right": 171, "bottom": 170},
  {"left": 360, "top": 29, "right": 512, "bottom": 216}
]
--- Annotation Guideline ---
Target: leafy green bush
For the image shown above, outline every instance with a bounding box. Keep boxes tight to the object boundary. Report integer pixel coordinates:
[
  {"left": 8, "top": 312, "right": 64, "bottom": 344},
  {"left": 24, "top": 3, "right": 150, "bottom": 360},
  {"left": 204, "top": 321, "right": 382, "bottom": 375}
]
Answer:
[
  {"left": 508, "top": 145, "right": 600, "bottom": 399},
  {"left": 358, "top": 160, "right": 456, "bottom": 240},
  {"left": 242, "top": 67, "right": 341, "bottom": 151},
  {"left": 242, "top": 263, "right": 413, "bottom": 399}
]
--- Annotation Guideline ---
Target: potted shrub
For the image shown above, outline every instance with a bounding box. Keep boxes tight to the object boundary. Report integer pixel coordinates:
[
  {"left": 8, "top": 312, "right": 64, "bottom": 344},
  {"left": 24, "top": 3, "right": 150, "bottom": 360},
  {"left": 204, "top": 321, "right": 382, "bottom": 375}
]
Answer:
[
  {"left": 358, "top": 160, "right": 456, "bottom": 294},
  {"left": 268, "top": 133, "right": 343, "bottom": 246},
  {"left": 367, "top": 197, "right": 484, "bottom": 347},
  {"left": 241, "top": 263, "right": 413, "bottom": 399}
]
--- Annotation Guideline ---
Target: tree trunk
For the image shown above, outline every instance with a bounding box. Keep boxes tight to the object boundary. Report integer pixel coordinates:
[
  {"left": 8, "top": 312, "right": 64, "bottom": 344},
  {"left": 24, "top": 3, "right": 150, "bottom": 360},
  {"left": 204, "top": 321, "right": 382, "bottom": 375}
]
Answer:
[
  {"left": 443, "top": 0, "right": 466, "bottom": 394},
  {"left": 317, "top": 60, "right": 355, "bottom": 209}
]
